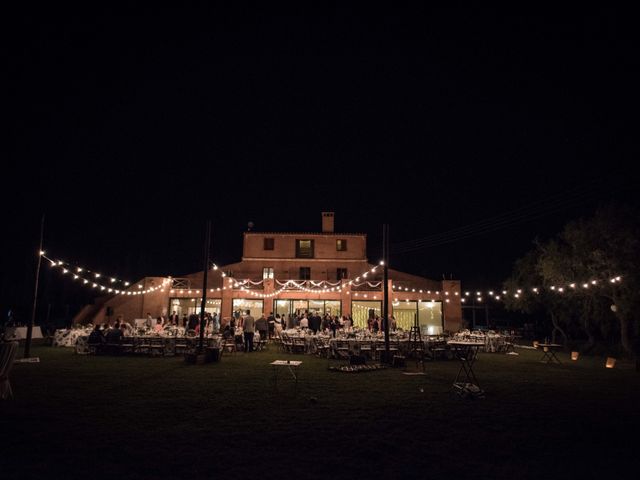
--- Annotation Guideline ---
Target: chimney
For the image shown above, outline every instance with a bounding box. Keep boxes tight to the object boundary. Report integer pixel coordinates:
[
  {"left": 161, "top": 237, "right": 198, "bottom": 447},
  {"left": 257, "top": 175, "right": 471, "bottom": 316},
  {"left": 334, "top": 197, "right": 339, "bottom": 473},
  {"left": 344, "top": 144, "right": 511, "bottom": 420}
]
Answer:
[{"left": 321, "top": 212, "right": 334, "bottom": 233}]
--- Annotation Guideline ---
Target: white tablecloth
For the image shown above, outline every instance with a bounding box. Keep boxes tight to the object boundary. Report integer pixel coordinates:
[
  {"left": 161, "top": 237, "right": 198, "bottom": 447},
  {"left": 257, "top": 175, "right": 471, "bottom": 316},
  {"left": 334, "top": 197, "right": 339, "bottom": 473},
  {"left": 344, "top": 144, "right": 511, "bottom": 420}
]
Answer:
[
  {"left": 53, "top": 329, "right": 91, "bottom": 347},
  {"left": 4, "top": 326, "right": 43, "bottom": 340}
]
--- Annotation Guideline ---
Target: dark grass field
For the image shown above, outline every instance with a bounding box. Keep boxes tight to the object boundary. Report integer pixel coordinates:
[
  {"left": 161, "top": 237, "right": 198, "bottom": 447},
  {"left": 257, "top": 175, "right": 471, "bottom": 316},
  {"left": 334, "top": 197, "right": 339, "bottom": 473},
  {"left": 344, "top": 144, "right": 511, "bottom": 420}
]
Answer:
[{"left": 1, "top": 344, "right": 639, "bottom": 480}]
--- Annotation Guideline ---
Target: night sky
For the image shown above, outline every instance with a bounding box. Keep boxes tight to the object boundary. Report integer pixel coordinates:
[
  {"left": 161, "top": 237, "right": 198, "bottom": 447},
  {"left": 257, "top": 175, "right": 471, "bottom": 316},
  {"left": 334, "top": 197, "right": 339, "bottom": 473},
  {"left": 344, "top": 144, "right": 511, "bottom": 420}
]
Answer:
[{"left": 4, "top": 6, "right": 638, "bottom": 323}]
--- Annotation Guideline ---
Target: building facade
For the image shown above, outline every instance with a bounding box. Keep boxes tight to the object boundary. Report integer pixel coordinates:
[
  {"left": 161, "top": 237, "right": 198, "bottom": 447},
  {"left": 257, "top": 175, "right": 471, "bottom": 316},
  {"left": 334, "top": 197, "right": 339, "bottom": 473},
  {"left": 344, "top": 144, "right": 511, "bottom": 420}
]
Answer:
[{"left": 80, "top": 213, "right": 462, "bottom": 333}]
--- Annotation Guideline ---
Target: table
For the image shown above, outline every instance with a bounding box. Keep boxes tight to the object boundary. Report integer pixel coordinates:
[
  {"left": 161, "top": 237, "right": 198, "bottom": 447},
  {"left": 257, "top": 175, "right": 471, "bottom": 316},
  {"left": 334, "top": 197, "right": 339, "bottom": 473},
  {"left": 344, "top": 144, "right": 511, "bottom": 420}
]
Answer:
[
  {"left": 4, "top": 327, "right": 43, "bottom": 340},
  {"left": 538, "top": 343, "right": 563, "bottom": 364},
  {"left": 270, "top": 360, "right": 302, "bottom": 394},
  {"left": 447, "top": 341, "right": 485, "bottom": 398}
]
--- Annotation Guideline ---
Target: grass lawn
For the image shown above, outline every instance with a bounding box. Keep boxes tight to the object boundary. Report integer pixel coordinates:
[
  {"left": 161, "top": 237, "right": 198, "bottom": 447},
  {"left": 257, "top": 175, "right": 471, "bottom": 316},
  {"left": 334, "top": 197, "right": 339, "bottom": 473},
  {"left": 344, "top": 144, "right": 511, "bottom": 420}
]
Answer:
[{"left": 1, "top": 343, "right": 639, "bottom": 480}]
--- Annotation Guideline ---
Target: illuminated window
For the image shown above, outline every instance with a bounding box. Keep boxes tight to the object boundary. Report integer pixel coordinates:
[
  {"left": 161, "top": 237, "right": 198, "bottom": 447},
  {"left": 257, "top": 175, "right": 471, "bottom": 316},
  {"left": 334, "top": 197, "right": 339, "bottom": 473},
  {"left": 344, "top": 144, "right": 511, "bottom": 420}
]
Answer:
[
  {"left": 336, "top": 239, "right": 347, "bottom": 251},
  {"left": 262, "top": 267, "right": 274, "bottom": 279},
  {"left": 263, "top": 238, "right": 274, "bottom": 250},
  {"left": 296, "top": 239, "right": 314, "bottom": 258}
]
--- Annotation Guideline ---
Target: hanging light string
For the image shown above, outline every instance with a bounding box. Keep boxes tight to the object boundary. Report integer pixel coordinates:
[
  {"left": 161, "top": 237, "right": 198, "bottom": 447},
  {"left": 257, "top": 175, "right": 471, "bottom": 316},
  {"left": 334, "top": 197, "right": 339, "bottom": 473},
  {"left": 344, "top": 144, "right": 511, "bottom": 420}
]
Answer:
[
  {"left": 234, "top": 262, "right": 384, "bottom": 298},
  {"left": 455, "top": 276, "right": 623, "bottom": 303},
  {"left": 392, "top": 275, "right": 622, "bottom": 304},
  {"left": 275, "top": 279, "right": 342, "bottom": 288},
  {"left": 41, "top": 253, "right": 133, "bottom": 287},
  {"left": 352, "top": 281, "right": 382, "bottom": 288},
  {"left": 42, "top": 253, "right": 171, "bottom": 295}
]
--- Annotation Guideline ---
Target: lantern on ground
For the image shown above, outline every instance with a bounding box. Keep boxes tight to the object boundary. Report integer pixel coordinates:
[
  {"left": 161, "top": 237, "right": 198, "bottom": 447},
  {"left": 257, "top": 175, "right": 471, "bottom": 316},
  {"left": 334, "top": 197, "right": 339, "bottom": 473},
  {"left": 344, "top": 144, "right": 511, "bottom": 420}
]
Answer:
[
  {"left": 571, "top": 351, "right": 579, "bottom": 361},
  {"left": 606, "top": 357, "right": 616, "bottom": 369}
]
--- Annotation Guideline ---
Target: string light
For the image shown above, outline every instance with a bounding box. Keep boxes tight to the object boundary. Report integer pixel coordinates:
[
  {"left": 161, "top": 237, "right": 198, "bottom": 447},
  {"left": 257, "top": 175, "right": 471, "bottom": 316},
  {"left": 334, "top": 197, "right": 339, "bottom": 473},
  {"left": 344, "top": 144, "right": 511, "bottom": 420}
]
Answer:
[
  {"left": 47, "top": 252, "right": 625, "bottom": 307},
  {"left": 47, "top": 255, "right": 171, "bottom": 296},
  {"left": 42, "top": 254, "right": 131, "bottom": 286}
]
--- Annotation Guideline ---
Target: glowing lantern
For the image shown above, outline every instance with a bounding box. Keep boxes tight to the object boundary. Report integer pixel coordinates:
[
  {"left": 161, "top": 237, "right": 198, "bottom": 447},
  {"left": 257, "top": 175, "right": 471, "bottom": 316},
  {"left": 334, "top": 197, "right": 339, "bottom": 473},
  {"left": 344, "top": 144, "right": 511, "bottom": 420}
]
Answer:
[
  {"left": 606, "top": 357, "right": 616, "bottom": 369},
  {"left": 571, "top": 351, "right": 579, "bottom": 361}
]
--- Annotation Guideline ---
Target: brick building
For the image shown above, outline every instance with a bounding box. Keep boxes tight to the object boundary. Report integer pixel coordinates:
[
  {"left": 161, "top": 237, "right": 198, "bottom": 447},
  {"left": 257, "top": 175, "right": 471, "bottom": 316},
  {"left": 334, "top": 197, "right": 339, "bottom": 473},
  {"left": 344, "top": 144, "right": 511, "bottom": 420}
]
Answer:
[{"left": 78, "top": 213, "right": 462, "bottom": 333}]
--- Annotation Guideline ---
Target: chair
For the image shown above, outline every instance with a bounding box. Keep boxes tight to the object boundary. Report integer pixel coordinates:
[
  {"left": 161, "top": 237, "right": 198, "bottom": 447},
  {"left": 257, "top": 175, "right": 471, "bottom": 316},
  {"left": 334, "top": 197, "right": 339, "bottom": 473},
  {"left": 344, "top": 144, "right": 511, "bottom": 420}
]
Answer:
[
  {"left": 503, "top": 335, "right": 515, "bottom": 354},
  {"left": 148, "top": 337, "right": 166, "bottom": 356},
  {"left": 291, "top": 337, "right": 306, "bottom": 354},
  {"left": 174, "top": 337, "right": 188, "bottom": 355},
  {"left": 280, "top": 333, "right": 293, "bottom": 353},
  {"left": 221, "top": 335, "right": 237, "bottom": 355},
  {"left": 314, "top": 337, "right": 330, "bottom": 358},
  {"left": 334, "top": 340, "right": 351, "bottom": 364},
  {"left": 429, "top": 340, "right": 450, "bottom": 360},
  {"left": 253, "top": 335, "right": 269, "bottom": 352},
  {"left": 0, "top": 342, "right": 19, "bottom": 400},
  {"left": 359, "top": 341, "right": 373, "bottom": 360}
]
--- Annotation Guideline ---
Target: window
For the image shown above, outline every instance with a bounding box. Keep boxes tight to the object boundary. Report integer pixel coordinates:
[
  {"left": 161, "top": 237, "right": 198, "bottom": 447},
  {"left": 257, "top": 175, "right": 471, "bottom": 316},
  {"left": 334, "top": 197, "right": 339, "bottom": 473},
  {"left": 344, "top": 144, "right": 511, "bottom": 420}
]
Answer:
[
  {"left": 296, "top": 239, "right": 314, "bottom": 258},
  {"left": 337, "top": 268, "right": 348, "bottom": 280},
  {"left": 263, "top": 238, "right": 274, "bottom": 250},
  {"left": 299, "top": 267, "right": 311, "bottom": 280},
  {"left": 263, "top": 267, "right": 274, "bottom": 279},
  {"left": 336, "top": 239, "right": 347, "bottom": 251}
]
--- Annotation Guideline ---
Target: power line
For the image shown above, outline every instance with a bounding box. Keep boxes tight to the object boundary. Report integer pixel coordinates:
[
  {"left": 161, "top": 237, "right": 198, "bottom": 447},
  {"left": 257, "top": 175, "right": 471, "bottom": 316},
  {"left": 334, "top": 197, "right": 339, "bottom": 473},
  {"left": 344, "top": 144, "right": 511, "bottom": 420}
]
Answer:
[{"left": 391, "top": 177, "right": 614, "bottom": 254}]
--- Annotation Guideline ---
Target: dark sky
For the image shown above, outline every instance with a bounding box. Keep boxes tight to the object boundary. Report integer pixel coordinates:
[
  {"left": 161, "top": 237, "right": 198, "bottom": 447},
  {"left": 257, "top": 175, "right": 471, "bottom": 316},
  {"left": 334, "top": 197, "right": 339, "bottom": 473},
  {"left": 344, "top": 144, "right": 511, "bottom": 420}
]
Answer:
[{"left": 3, "top": 6, "right": 639, "bottom": 319}]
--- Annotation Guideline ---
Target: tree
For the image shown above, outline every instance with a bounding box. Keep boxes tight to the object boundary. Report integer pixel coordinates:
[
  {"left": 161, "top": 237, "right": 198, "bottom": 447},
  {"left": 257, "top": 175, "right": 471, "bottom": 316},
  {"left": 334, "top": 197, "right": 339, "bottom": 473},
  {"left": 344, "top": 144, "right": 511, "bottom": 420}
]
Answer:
[
  {"left": 558, "top": 204, "right": 640, "bottom": 357},
  {"left": 503, "top": 247, "right": 573, "bottom": 346},
  {"left": 505, "top": 203, "right": 640, "bottom": 361}
]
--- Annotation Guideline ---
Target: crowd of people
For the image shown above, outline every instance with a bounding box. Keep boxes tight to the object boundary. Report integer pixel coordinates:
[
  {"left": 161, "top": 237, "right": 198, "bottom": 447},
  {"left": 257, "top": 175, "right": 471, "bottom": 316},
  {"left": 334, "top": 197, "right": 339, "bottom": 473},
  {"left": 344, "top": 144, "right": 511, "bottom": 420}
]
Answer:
[
  {"left": 88, "top": 309, "right": 400, "bottom": 353},
  {"left": 217, "top": 310, "right": 401, "bottom": 353}
]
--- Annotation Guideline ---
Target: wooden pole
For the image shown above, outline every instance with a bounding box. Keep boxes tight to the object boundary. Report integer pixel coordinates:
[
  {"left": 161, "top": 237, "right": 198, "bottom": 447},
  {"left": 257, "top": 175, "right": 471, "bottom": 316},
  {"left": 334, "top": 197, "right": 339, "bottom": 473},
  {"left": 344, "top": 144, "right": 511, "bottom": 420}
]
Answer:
[
  {"left": 382, "top": 223, "right": 390, "bottom": 364},
  {"left": 25, "top": 214, "right": 45, "bottom": 358},
  {"left": 198, "top": 220, "right": 212, "bottom": 354}
]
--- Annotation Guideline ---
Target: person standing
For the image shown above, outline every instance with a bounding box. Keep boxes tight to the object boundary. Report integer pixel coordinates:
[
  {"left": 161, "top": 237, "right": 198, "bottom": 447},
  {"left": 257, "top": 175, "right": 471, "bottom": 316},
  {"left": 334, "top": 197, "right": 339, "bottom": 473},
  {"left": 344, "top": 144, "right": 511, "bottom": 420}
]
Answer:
[
  {"left": 274, "top": 314, "right": 283, "bottom": 337},
  {"left": 330, "top": 316, "right": 339, "bottom": 337},
  {"left": 242, "top": 309, "right": 255, "bottom": 352},
  {"left": 255, "top": 313, "right": 268, "bottom": 344},
  {"left": 188, "top": 313, "right": 199, "bottom": 331},
  {"left": 286, "top": 313, "right": 295, "bottom": 330},
  {"left": 267, "top": 312, "right": 276, "bottom": 339}
]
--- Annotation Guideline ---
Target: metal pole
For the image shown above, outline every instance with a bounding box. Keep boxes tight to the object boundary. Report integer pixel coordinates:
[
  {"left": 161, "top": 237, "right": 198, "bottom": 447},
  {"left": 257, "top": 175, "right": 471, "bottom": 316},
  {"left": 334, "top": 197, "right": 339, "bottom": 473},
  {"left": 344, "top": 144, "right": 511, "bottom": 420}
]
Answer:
[
  {"left": 382, "top": 223, "right": 390, "bottom": 364},
  {"left": 25, "top": 214, "right": 45, "bottom": 358},
  {"left": 198, "top": 220, "right": 211, "bottom": 354}
]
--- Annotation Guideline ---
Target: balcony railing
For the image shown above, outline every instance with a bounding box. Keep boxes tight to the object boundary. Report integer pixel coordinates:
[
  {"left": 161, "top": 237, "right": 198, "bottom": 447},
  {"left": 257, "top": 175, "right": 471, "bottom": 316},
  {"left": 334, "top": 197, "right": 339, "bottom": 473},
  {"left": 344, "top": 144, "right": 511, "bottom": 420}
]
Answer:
[{"left": 171, "top": 278, "right": 191, "bottom": 289}]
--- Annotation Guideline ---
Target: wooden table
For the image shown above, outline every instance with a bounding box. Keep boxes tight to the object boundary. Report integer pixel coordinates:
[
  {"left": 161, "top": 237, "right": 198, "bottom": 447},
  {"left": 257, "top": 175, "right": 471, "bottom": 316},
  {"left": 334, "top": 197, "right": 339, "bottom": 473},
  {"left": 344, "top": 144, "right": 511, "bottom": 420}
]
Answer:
[
  {"left": 270, "top": 360, "right": 302, "bottom": 394},
  {"left": 538, "top": 343, "right": 563, "bottom": 364},
  {"left": 447, "top": 341, "right": 485, "bottom": 398}
]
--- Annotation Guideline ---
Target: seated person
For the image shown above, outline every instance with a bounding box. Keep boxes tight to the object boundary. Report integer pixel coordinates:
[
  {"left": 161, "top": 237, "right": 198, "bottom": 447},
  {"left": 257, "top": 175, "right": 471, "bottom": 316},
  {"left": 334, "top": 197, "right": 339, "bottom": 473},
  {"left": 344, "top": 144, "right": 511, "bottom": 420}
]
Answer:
[
  {"left": 222, "top": 324, "right": 233, "bottom": 339},
  {"left": 154, "top": 318, "right": 164, "bottom": 333},
  {"left": 105, "top": 325, "right": 123, "bottom": 344},
  {"left": 88, "top": 325, "right": 105, "bottom": 345},
  {"left": 120, "top": 322, "right": 133, "bottom": 336}
]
